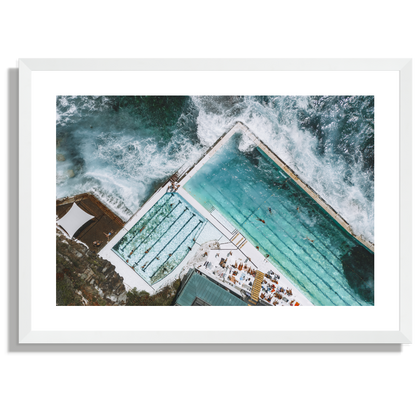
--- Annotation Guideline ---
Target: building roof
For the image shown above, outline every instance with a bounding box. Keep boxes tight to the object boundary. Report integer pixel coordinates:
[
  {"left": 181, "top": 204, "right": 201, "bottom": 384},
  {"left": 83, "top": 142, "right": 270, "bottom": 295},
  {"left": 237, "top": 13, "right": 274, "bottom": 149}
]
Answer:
[{"left": 175, "top": 271, "right": 247, "bottom": 306}]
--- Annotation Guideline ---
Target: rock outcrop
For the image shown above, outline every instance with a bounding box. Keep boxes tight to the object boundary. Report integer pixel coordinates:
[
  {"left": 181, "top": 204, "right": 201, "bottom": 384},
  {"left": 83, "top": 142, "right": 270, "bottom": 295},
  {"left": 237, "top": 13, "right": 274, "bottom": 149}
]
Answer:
[{"left": 56, "top": 228, "right": 127, "bottom": 306}]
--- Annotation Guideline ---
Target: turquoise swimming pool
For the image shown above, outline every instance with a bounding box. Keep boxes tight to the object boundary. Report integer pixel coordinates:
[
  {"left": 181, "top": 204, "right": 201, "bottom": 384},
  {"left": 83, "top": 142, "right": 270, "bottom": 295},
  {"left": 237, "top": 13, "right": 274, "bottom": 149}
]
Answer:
[
  {"left": 112, "top": 193, "right": 206, "bottom": 286},
  {"left": 184, "top": 133, "right": 374, "bottom": 306}
]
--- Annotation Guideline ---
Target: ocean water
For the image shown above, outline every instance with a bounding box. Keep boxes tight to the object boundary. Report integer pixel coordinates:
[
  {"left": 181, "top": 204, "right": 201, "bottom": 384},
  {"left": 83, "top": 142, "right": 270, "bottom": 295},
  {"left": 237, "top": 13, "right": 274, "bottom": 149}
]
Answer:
[
  {"left": 184, "top": 133, "right": 374, "bottom": 305},
  {"left": 56, "top": 95, "right": 374, "bottom": 244}
]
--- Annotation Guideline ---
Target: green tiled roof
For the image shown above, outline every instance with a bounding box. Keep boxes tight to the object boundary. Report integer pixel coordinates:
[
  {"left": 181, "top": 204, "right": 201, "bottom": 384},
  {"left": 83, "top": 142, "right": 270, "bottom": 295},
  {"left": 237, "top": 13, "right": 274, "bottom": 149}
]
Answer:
[{"left": 175, "top": 272, "right": 247, "bottom": 306}]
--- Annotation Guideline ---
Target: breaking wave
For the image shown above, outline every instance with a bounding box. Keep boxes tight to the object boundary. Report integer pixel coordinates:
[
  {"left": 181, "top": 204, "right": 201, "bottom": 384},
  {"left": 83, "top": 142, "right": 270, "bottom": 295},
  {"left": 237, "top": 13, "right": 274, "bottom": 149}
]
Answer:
[{"left": 56, "top": 95, "right": 374, "bottom": 243}]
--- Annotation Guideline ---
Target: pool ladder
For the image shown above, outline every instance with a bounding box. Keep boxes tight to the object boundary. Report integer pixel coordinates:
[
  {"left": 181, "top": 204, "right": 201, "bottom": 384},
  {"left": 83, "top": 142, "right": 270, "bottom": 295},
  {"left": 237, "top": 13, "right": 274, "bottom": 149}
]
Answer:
[
  {"left": 230, "top": 230, "right": 247, "bottom": 249},
  {"left": 230, "top": 230, "right": 239, "bottom": 241}
]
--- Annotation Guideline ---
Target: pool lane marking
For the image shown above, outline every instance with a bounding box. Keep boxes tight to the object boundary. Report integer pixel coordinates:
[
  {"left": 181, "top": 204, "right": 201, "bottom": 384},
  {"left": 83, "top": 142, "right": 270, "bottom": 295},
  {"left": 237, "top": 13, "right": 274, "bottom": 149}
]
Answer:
[
  {"left": 205, "top": 172, "right": 364, "bottom": 305},
  {"left": 133, "top": 207, "right": 190, "bottom": 267},
  {"left": 183, "top": 184, "right": 260, "bottom": 268},
  {"left": 128, "top": 200, "right": 182, "bottom": 257},
  {"left": 122, "top": 193, "right": 173, "bottom": 248},
  {"left": 149, "top": 221, "right": 204, "bottom": 279},
  {"left": 192, "top": 181, "right": 337, "bottom": 305},
  {"left": 143, "top": 212, "right": 196, "bottom": 272},
  {"left": 260, "top": 182, "right": 370, "bottom": 297},
  {"left": 110, "top": 245, "right": 155, "bottom": 292},
  {"left": 179, "top": 188, "right": 263, "bottom": 273},
  {"left": 242, "top": 224, "right": 335, "bottom": 306},
  {"left": 217, "top": 181, "right": 350, "bottom": 305},
  {"left": 193, "top": 218, "right": 207, "bottom": 243},
  {"left": 250, "top": 211, "right": 364, "bottom": 305},
  {"left": 120, "top": 193, "right": 174, "bottom": 250},
  {"left": 267, "top": 186, "right": 371, "bottom": 288},
  {"left": 245, "top": 216, "right": 345, "bottom": 305}
]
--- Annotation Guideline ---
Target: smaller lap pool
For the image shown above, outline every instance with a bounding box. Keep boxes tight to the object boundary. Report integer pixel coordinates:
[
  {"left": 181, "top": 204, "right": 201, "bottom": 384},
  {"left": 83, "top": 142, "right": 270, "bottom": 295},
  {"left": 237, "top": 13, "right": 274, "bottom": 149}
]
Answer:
[{"left": 112, "top": 192, "right": 206, "bottom": 286}]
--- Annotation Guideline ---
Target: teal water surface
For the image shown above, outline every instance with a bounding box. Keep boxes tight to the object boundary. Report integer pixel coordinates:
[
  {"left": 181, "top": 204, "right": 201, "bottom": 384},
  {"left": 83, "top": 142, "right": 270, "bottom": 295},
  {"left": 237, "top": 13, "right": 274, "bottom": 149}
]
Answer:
[
  {"left": 112, "top": 193, "right": 206, "bottom": 286},
  {"left": 184, "top": 133, "right": 374, "bottom": 306}
]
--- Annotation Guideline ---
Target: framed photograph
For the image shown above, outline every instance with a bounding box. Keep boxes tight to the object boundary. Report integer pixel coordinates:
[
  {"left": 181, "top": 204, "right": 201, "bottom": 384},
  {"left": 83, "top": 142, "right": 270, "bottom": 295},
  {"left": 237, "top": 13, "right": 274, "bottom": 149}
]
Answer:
[{"left": 19, "top": 59, "right": 412, "bottom": 344}]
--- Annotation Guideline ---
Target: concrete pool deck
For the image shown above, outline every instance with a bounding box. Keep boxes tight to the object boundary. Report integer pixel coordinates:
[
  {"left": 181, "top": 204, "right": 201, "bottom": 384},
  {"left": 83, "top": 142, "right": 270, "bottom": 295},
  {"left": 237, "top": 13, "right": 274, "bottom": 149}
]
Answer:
[
  {"left": 97, "top": 180, "right": 238, "bottom": 294},
  {"left": 177, "top": 186, "right": 312, "bottom": 305},
  {"left": 97, "top": 121, "right": 370, "bottom": 305},
  {"left": 98, "top": 177, "right": 311, "bottom": 305}
]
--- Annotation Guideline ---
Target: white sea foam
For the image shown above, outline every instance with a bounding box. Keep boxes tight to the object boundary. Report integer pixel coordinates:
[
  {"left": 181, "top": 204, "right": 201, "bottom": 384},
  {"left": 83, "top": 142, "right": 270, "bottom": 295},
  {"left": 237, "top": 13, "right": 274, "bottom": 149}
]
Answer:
[
  {"left": 56, "top": 95, "right": 374, "bottom": 243},
  {"left": 192, "top": 96, "right": 374, "bottom": 243}
]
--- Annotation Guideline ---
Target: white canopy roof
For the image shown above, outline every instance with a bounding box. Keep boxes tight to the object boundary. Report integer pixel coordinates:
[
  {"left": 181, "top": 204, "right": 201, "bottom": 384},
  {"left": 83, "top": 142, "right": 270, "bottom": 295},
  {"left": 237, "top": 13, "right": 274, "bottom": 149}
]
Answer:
[{"left": 57, "top": 202, "right": 95, "bottom": 238}]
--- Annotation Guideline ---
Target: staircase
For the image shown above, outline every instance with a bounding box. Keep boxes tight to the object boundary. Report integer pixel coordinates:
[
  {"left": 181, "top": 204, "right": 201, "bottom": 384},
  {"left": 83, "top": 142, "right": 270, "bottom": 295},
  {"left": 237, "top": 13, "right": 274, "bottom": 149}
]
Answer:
[
  {"left": 170, "top": 173, "right": 179, "bottom": 183},
  {"left": 248, "top": 270, "right": 264, "bottom": 306},
  {"left": 237, "top": 237, "right": 247, "bottom": 249},
  {"left": 230, "top": 230, "right": 239, "bottom": 242}
]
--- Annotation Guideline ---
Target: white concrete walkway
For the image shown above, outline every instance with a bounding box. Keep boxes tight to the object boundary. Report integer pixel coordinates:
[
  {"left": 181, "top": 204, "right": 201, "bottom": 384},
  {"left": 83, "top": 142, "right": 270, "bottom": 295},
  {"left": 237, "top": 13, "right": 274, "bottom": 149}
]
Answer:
[{"left": 98, "top": 121, "right": 341, "bottom": 304}]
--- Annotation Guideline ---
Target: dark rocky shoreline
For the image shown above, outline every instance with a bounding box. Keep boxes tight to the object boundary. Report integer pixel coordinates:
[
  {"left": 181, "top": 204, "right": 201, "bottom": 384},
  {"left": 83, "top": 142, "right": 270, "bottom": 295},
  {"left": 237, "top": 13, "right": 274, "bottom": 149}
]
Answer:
[{"left": 56, "top": 229, "right": 127, "bottom": 306}]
